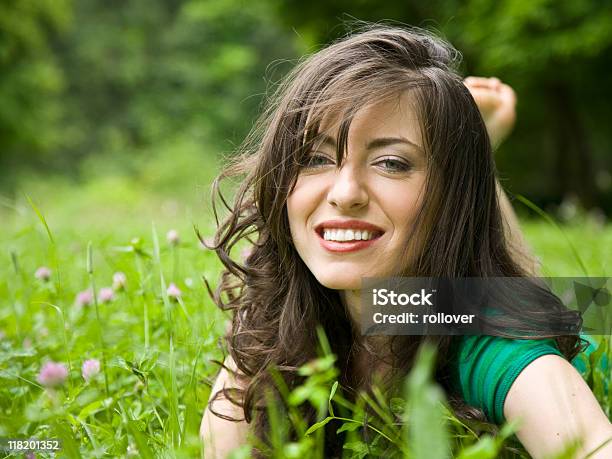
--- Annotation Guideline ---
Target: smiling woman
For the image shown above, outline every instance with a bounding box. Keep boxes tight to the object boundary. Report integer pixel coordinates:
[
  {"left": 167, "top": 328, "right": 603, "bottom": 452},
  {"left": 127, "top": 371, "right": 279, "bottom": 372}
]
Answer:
[{"left": 200, "top": 24, "right": 611, "bottom": 459}]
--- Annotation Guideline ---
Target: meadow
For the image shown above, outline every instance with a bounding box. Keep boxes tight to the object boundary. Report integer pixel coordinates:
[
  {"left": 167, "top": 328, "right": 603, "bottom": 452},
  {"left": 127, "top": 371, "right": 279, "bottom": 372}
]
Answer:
[
  {"left": 3, "top": 1, "right": 612, "bottom": 456},
  {"left": 0, "top": 184, "right": 610, "bottom": 458}
]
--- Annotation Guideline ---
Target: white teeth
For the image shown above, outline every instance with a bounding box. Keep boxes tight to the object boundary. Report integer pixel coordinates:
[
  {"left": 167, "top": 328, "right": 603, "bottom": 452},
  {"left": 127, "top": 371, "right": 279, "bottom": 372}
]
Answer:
[{"left": 321, "top": 228, "right": 378, "bottom": 242}]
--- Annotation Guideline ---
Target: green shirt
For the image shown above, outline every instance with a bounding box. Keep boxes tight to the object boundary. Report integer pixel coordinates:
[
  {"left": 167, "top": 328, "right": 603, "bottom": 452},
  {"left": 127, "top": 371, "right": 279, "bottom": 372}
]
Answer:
[{"left": 450, "top": 333, "right": 608, "bottom": 424}]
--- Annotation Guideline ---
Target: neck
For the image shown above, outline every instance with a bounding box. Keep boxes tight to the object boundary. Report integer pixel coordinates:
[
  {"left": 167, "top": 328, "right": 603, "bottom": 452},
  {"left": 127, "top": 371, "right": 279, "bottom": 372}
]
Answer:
[
  {"left": 340, "top": 289, "right": 362, "bottom": 324},
  {"left": 340, "top": 288, "right": 392, "bottom": 356}
]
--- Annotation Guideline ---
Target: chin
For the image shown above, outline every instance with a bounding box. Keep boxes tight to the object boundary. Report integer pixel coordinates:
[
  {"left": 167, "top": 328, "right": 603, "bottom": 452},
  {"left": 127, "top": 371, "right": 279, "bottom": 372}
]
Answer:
[{"left": 314, "top": 269, "right": 363, "bottom": 291}]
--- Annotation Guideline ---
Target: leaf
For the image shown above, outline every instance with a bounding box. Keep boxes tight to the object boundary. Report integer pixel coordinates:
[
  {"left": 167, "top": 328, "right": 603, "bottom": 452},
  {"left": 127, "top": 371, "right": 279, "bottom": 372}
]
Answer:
[
  {"left": 77, "top": 400, "right": 105, "bottom": 420},
  {"left": 54, "top": 420, "right": 83, "bottom": 458},
  {"left": 328, "top": 380, "right": 338, "bottom": 417},
  {"left": 456, "top": 435, "right": 498, "bottom": 459},
  {"left": 389, "top": 397, "right": 405, "bottom": 415},
  {"left": 337, "top": 421, "right": 362, "bottom": 434},
  {"left": 107, "top": 436, "right": 128, "bottom": 456},
  {"left": 342, "top": 440, "right": 369, "bottom": 459},
  {"left": 126, "top": 419, "right": 155, "bottom": 459},
  {"left": 404, "top": 342, "right": 451, "bottom": 459},
  {"left": 283, "top": 441, "right": 313, "bottom": 458},
  {"left": 227, "top": 444, "right": 252, "bottom": 459},
  {"left": 498, "top": 418, "right": 522, "bottom": 440},
  {"left": 305, "top": 416, "right": 333, "bottom": 435},
  {"left": 298, "top": 355, "right": 336, "bottom": 376},
  {"left": 24, "top": 193, "right": 54, "bottom": 244},
  {"left": 589, "top": 338, "right": 609, "bottom": 401},
  {"left": 288, "top": 385, "right": 311, "bottom": 406}
]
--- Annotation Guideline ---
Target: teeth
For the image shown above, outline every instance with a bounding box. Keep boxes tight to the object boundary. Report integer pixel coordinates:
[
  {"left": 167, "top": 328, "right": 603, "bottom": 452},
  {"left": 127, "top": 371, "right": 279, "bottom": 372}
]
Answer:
[{"left": 322, "top": 228, "right": 378, "bottom": 242}]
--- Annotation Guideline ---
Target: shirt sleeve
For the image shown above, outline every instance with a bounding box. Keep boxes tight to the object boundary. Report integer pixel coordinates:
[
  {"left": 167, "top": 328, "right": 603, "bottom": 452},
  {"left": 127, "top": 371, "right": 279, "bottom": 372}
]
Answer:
[{"left": 450, "top": 335, "right": 564, "bottom": 424}]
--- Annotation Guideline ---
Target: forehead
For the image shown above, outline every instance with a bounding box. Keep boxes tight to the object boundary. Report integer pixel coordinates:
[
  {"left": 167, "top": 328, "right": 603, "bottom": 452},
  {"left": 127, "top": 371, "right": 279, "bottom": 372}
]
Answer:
[{"left": 316, "top": 90, "right": 423, "bottom": 147}]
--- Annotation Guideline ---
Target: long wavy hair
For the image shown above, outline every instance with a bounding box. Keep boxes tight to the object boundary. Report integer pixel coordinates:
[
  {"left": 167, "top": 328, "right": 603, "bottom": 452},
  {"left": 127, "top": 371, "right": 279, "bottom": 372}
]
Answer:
[{"left": 202, "top": 24, "right": 584, "bottom": 457}]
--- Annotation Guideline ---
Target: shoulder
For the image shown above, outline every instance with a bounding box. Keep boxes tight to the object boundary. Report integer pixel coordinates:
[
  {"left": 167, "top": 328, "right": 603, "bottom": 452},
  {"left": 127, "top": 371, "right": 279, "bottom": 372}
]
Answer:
[
  {"left": 449, "top": 334, "right": 564, "bottom": 424},
  {"left": 200, "top": 354, "right": 251, "bottom": 456}
]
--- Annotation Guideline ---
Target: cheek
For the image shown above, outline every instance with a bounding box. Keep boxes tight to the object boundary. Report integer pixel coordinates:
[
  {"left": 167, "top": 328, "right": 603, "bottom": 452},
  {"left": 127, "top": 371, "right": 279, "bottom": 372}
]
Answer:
[
  {"left": 386, "top": 179, "right": 426, "bottom": 234},
  {"left": 286, "top": 178, "right": 312, "bottom": 237},
  {"left": 403, "top": 193, "right": 422, "bottom": 220}
]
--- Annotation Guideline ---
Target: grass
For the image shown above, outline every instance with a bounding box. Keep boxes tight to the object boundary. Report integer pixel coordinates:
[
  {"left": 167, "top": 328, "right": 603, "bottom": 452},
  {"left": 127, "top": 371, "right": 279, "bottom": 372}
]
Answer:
[{"left": 0, "top": 190, "right": 610, "bottom": 458}]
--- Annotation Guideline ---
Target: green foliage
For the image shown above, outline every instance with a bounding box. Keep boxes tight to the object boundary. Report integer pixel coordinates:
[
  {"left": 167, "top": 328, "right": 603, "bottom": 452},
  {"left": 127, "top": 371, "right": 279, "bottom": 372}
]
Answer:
[
  {"left": 404, "top": 342, "right": 451, "bottom": 459},
  {"left": 3, "top": 0, "right": 612, "bottom": 213},
  {"left": 270, "top": 333, "right": 526, "bottom": 458},
  {"left": 1, "top": 203, "right": 228, "bottom": 456},
  {"left": 1, "top": 0, "right": 299, "bottom": 194},
  {"left": 0, "top": 0, "right": 71, "bottom": 179},
  {"left": 0, "top": 169, "right": 611, "bottom": 456}
]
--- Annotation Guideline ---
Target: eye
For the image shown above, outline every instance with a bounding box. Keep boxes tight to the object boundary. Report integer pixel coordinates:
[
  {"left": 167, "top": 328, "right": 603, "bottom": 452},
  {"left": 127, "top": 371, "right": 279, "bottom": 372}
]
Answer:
[
  {"left": 374, "top": 157, "right": 413, "bottom": 173},
  {"left": 301, "top": 153, "right": 334, "bottom": 169}
]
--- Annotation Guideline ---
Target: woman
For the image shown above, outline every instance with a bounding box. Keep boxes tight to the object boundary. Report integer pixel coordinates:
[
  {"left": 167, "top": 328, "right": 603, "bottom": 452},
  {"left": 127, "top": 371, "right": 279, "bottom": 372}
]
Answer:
[{"left": 200, "top": 25, "right": 611, "bottom": 458}]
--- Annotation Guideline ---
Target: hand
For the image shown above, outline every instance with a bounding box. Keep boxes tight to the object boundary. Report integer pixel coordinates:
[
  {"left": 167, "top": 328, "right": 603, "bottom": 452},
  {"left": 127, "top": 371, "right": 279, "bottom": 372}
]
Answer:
[{"left": 464, "top": 76, "right": 517, "bottom": 150}]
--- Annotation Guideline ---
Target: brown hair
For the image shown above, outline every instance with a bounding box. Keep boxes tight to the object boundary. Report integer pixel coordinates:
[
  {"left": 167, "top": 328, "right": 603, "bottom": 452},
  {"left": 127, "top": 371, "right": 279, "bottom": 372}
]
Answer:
[{"left": 202, "top": 23, "right": 583, "bottom": 456}]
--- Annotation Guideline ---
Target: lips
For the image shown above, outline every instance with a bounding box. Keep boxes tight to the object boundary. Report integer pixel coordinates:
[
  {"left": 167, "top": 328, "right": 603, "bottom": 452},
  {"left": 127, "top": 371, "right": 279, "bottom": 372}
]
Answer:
[
  {"left": 313, "top": 219, "right": 385, "bottom": 253},
  {"left": 314, "top": 219, "right": 385, "bottom": 238}
]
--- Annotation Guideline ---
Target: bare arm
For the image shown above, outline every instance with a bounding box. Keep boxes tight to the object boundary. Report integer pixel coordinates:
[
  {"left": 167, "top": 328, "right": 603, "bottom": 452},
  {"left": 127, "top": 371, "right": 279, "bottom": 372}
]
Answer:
[
  {"left": 504, "top": 354, "right": 612, "bottom": 458},
  {"left": 498, "top": 187, "right": 612, "bottom": 457},
  {"left": 468, "top": 76, "right": 612, "bottom": 457},
  {"left": 200, "top": 355, "right": 250, "bottom": 459}
]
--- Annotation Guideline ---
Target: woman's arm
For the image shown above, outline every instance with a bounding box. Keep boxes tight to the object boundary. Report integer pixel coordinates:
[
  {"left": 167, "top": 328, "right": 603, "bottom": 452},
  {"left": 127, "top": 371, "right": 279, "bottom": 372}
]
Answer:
[
  {"left": 468, "top": 76, "right": 612, "bottom": 457},
  {"left": 504, "top": 354, "right": 612, "bottom": 458},
  {"left": 200, "top": 354, "right": 250, "bottom": 459}
]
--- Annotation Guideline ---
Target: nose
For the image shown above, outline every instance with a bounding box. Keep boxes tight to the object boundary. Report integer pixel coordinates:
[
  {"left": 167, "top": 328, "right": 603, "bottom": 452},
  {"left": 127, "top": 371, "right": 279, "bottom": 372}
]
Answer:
[{"left": 327, "top": 164, "right": 369, "bottom": 211}]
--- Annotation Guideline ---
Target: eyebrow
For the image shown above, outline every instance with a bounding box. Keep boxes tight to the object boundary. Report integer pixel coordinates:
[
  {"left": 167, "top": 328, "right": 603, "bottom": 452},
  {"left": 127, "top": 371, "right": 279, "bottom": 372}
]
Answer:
[{"left": 319, "top": 134, "right": 422, "bottom": 151}]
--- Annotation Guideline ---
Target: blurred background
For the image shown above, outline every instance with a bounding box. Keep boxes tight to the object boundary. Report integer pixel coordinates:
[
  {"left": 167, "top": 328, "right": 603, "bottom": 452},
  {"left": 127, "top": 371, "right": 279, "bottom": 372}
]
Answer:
[{"left": 1, "top": 0, "right": 611, "bottom": 229}]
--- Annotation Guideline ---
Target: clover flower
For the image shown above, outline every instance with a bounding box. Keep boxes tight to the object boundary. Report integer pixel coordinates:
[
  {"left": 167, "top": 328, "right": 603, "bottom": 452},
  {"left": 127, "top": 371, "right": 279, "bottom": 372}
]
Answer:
[
  {"left": 37, "top": 361, "right": 68, "bottom": 387},
  {"left": 166, "top": 229, "right": 180, "bottom": 246},
  {"left": 35, "top": 266, "right": 52, "bottom": 281},
  {"left": 75, "top": 289, "right": 93, "bottom": 307},
  {"left": 112, "top": 271, "right": 127, "bottom": 290},
  {"left": 81, "top": 359, "right": 101, "bottom": 382},
  {"left": 98, "top": 287, "right": 115, "bottom": 303},
  {"left": 167, "top": 283, "right": 182, "bottom": 300}
]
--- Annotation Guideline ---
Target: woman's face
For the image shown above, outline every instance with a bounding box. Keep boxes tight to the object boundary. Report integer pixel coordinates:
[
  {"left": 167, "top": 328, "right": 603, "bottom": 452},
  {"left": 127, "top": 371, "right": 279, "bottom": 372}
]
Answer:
[{"left": 287, "top": 91, "right": 427, "bottom": 290}]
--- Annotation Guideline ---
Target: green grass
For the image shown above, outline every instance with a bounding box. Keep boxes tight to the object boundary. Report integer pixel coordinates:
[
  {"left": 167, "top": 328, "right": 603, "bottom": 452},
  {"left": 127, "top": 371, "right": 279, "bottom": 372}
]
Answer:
[{"left": 0, "top": 191, "right": 610, "bottom": 458}]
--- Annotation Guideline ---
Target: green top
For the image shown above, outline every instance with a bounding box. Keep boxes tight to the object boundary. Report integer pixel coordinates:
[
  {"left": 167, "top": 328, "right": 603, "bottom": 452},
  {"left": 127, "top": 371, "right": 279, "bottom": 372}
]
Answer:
[{"left": 450, "top": 333, "right": 608, "bottom": 424}]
